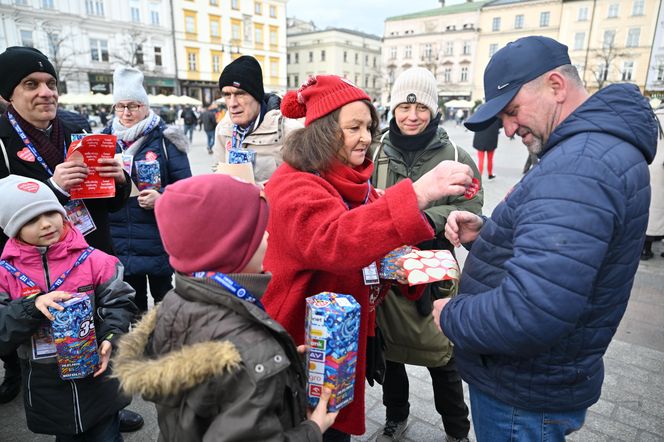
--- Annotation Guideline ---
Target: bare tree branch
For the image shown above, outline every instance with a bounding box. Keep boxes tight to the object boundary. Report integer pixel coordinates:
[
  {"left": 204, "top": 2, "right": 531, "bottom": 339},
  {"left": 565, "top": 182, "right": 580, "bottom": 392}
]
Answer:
[
  {"left": 111, "top": 29, "right": 148, "bottom": 67},
  {"left": 590, "top": 40, "right": 627, "bottom": 90}
]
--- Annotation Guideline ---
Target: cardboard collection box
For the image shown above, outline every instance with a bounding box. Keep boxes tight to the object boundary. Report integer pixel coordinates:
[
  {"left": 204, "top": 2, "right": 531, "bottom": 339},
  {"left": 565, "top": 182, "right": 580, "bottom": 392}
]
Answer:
[
  {"left": 50, "top": 293, "right": 99, "bottom": 380},
  {"left": 305, "top": 292, "right": 360, "bottom": 412}
]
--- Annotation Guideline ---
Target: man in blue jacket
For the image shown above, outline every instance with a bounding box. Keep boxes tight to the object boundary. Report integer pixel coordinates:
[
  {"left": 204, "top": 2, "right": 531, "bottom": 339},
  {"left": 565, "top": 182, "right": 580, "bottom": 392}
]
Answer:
[{"left": 433, "top": 36, "right": 657, "bottom": 441}]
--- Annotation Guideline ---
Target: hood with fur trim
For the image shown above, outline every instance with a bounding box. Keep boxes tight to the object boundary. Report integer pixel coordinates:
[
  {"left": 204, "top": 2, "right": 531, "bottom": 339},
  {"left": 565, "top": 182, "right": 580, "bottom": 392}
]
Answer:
[{"left": 113, "top": 307, "right": 241, "bottom": 399}]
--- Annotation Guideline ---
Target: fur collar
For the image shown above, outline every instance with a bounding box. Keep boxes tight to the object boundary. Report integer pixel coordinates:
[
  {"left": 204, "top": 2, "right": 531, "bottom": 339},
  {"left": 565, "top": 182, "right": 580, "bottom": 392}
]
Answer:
[
  {"left": 113, "top": 307, "right": 242, "bottom": 398},
  {"left": 163, "top": 125, "right": 190, "bottom": 153}
]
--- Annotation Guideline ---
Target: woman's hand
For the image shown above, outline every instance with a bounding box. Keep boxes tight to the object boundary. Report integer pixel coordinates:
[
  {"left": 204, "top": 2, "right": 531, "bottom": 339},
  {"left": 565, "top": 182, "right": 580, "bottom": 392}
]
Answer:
[
  {"left": 93, "top": 340, "right": 112, "bottom": 377},
  {"left": 412, "top": 161, "right": 473, "bottom": 209},
  {"left": 307, "top": 387, "right": 340, "bottom": 434},
  {"left": 138, "top": 189, "right": 161, "bottom": 209},
  {"left": 35, "top": 291, "right": 73, "bottom": 321}
]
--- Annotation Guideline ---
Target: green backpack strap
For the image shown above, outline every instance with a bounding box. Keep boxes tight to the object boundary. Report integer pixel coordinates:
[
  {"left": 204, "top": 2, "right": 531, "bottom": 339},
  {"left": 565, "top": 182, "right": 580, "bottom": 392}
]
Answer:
[{"left": 372, "top": 131, "right": 390, "bottom": 190}]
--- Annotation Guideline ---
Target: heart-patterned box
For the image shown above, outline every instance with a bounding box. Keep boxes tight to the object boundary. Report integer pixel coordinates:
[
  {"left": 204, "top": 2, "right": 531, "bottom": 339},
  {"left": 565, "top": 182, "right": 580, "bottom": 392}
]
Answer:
[{"left": 399, "top": 250, "right": 460, "bottom": 286}]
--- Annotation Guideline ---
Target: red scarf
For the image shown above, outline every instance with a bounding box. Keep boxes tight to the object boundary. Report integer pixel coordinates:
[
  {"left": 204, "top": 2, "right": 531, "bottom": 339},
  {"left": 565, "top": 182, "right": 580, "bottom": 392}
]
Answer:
[{"left": 322, "top": 158, "right": 378, "bottom": 209}]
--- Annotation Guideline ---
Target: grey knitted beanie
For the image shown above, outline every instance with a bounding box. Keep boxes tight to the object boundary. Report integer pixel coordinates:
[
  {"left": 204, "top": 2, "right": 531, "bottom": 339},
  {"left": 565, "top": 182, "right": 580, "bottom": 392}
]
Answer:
[
  {"left": 0, "top": 175, "right": 66, "bottom": 238},
  {"left": 112, "top": 66, "right": 149, "bottom": 105},
  {"left": 390, "top": 67, "right": 438, "bottom": 116}
]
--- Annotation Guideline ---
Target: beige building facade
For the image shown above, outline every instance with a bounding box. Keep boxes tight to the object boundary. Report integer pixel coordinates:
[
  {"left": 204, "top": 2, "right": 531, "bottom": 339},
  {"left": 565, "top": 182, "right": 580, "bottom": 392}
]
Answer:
[
  {"left": 172, "top": 0, "right": 287, "bottom": 105},
  {"left": 286, "top": 21, "right": 382, "bottom": 99},
  {"left": 382, "top": 1, "right": 489, "bottom": 106}
]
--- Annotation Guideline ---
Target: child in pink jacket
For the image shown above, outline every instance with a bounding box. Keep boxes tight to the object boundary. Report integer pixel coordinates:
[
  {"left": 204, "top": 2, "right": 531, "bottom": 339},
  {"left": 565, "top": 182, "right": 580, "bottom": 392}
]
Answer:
[{"left": 0, "top": 174, "right": 137, "bottom": 440}]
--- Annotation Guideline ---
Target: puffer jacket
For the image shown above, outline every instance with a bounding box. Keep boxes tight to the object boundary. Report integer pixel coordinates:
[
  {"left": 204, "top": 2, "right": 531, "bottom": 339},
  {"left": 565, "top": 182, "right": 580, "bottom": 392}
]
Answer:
[
  {"left": 113, "top": 273, "right": 321, "bottom": 442},
  {"left": 0, "top": 225, "right": 136, "bottom": 435},
  {"left": 104, "top": 122, "right": 191, "bottom": 276},
  {"left": 441, "top": 83, "right": 657, "bottom": 411},
  {"left": 372, "top": 126, "right": 483, "bottom": 366},
  {"left": 214, "top": 94, "right": 303, "bottom": 185}
]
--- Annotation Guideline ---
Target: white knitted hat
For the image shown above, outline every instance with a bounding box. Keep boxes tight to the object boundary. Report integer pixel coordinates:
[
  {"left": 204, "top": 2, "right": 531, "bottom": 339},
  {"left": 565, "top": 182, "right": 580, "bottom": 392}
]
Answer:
[
  {"left": 390, "top": 67, "right": 438, "bottom": 116},
  {"left": 112, "top": 66, "right": 149, "bottom": 105},
  {"left": 0, "top": 175, "right": 66, "bottom": 238}
]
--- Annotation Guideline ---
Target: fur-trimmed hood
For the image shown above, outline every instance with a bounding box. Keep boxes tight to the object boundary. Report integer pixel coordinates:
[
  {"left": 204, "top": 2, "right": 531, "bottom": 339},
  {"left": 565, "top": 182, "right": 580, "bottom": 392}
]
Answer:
[
  {"left": 113, "top": 307, "right": 242, "bottom": 399},
  {"left": 163, "top": 124, "right": 190, "bottom": 153}
]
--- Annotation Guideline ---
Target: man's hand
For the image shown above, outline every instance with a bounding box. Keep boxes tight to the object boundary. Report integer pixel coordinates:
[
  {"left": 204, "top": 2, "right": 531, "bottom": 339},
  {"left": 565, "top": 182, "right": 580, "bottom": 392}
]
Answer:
[
  {"left": 432, "top": 298, "right": 451, "bottom": 333},
  {"left": 444, "top": 210, "right": 484, "bottom": 247},
  {"left": 137, "top": 189, "right": 161, "bottom": 209},
  {"left": 412, "top": 161, "right": 473, "bottom": 209},
  {"left": 94, "top": 340, "right": 112, "bottom": 377},
  {"left": 52, "top": 161, "right": 89, "bottom": 192},
  {"left": 35, "top": 291, "right": 73, "bottom": 321},
  {"left": 97, "top": 157, "right": 126, "bottom": 183}
]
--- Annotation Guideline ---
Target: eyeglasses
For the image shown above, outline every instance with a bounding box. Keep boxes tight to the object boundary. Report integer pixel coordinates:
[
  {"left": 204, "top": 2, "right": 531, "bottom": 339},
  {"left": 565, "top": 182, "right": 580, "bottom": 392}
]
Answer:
[{"left": 113, "top": 103, "right": 143, "bottom": 113}]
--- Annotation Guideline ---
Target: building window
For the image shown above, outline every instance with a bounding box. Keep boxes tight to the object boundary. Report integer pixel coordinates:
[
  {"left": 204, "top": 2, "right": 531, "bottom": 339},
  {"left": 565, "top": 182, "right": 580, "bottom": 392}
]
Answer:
[
  {"left": 492, "top": 17, "right": 501, "bottom": 32},
  {"left": 15, "top": 0, "right": 27, "bottom": 5},
  {"left": 578, "top": 6, "right": 588, "bottom": 20},
  {"left": 364, "top": 74, "right": 369, "bottom": 88},
  {"left": 135, "top": 44, "right": 144, "bottom": 65},
  {"left": 154, "top": 46, "right": 162, "bottom": 66},
  {"left": 622, "top": 61, "right": 634, "bottom": 81},
  {"left": 90, "top": 38, "right": 109, "bottom": 62},
  {"left": 286, "top": 53, "right": 290, "bottom": 64},
  {"left": 460, "top": 66, "right": 468, "bottom": 82},
  {"left": 462, "top": 41, "right": 471, "bottom": 55},
  {"left": 294, "top": 74, "right": 299, "bottom": 86},
  {"left": 47, "top": 32, "right": 59, "bottom": 57},
  {"left": 626, "top": 28, "right": 640, "bottom": 47},
  {"left": 514, "top": 14, "right": 524, "bottom": 29},
  {"left": 85, "top": 0, "right": 105, "bottom": 16},
  {"left": 365, "top": 54, "right": 369, "bottom": 65},
  {"left": 354, "top": 74, "right": 359, "bottom": 85},
  {"left": 373, "top": 56, "right": 376, "bottom": 67},
  {"left": 657, "top": 63, "right": 664, "bottom": 81},
  {"left": 254, "top": 24, "right": 263, "bottom": 46},
  {"left": 231, "top": 0, "right": 239, "bottom": 10},
  {"left": 632, "top": 0, "right": 644, "bottom": 16},
  {"left": 269, "top": 57, "right": 279, "bottom": 79},
  {"left": 210, "top": 16, "right": 221, "bottom": 39},
  {"left": 212, "top": 51, "right": 221, "bottom": 73},
  {"left": 187, "top": 50, "right": 198, "bottom": 71},
  {"left": 607, "top": 3, "right": 619, "bottom": 18},
  {"left": 42, "top": 0, "right": 54, "bottom": 8},
  {"left": 308, "top": 51, "right": 313, "bottom": 62},
  {"left": 540, "top": 11, "right": 550, "bottom": 27},
  {"left": 574, "top": 32, "right": 585, "bottom": 51},
  {"left": 321, "top": 50, "right": 326, "bottom": 61},
  {"left": 131, "top": 7, "right": 140, "bottom": 23},
  {"left": 598, "top": 63, "right": 609, "bottom": 81},
  {"left": 343, "top": 51, "right": 348, "bottom": 62},
  {"left": 231, "top": 19, "right": 241, "bottom": 41},
  {"left": 445, "top": 41, "right": 453, "bottom": 56},
  {"left": 210, "top": 0, "right": 218, "bottom": 4},
  {"left": 185, "top": 11, "right": 197, "bottom": 36},
  {"left": 295, "top": 53, "right": 299, "bottom": 63},
  {"left": 355, "top": 52, "right": 359, "bottom": 64},
  {"left": 255, "top": 1, "right": 261, "bottom": 14},
  {"left": 404, "top": 46, "right": 411, "bottom": 59},
  {"left": 20, "top": 30, "right": 33, "bottom": 47},
  {"left": 389, "top": 47, "right": 396, "bottom": 59},
  {"left": 269, "top": 4, "right": 277, "bottom": 18},
  {"left": 489, "top": 43, "right": 498, "bottom": 57},
  {"left": 269, "top": 25, "right": 278, "bottom": 47},
  {"left": 424, "top": 43, "right": 432, "bottom": 58},
  {"left": 603, "top": 30, "right": 615, "bottom": 48},
  {"left": 150, "top": 9, "right": 160, "bottom": 25},
  {"left": 443, "top": 67, "right": 451, "bottom": 83}
]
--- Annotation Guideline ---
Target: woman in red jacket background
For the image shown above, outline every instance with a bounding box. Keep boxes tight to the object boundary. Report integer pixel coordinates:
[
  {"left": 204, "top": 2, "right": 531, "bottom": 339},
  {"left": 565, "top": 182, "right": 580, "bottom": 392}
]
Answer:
[{"left": 262, "top": 75, "right": 474, "bottom": 440}]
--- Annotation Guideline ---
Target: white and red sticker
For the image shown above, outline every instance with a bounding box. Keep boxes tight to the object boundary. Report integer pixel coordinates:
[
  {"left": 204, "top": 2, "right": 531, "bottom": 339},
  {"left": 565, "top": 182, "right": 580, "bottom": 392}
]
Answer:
[
  {"left": 145, "top": 151, "right": 158, "bottom": 161},
  {"left": 464, "top": 177, "right": 480, "bottom": 199},
  {"left": 17, "top": 147, "right": 36, "bottom": 162},
  {"left": 17, "top": 181, "right": 39, "bottom": 193}
]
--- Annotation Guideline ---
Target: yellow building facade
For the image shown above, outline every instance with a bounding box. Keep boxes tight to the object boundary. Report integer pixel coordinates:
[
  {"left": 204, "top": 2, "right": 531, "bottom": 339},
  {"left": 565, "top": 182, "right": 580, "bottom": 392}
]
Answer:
[{"left": 173, "top": 0, "right": 287, "bottom": 104}]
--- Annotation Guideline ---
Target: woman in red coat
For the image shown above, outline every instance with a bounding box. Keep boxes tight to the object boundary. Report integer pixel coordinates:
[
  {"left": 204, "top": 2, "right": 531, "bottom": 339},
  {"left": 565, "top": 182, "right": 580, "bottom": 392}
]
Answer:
[{"left": 262, "top": 75, "right": 474, "bottom": 440}]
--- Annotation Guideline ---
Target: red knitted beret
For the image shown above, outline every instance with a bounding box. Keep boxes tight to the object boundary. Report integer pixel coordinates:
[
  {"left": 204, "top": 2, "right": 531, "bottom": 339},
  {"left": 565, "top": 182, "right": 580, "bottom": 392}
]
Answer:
[
  {"left": 154, "top": 174, "right": 269, "bottom": 275},
  {"left": 281, "top": 75, "right": 371, "bottom": 126}
]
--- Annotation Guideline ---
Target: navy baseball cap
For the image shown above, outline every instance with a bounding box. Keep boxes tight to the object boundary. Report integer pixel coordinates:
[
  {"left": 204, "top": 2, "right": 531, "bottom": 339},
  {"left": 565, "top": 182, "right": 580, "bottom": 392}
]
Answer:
[{"left": 465, "top": 36, "right": 571, "bottom": 132}]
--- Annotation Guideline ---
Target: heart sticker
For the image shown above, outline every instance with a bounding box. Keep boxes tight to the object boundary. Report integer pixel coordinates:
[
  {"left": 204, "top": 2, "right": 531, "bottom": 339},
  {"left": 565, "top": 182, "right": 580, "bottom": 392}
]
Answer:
[
  {"left": 402, "top": 258, "right": 424, "bottom": 270},
  {"left": 145, "top": 151, "right": 158, "bottom": 161},
  {"left": 407, "top": 269, "right": 430, "bottom": 285},
  {"left": 425, "top": 267, "right": 446, "bottom": 280},
  {"left": 17, "top": 147, "right": 36, "bottom": 162},
  {"left": 420, "top": 258, "right": 441, "bottom": 268},
  {"left": 17, "top": 182, "right": 40, "bottom": 193},
  {"left": 464, "top": 177, "right": 480, "bottom": 199}
]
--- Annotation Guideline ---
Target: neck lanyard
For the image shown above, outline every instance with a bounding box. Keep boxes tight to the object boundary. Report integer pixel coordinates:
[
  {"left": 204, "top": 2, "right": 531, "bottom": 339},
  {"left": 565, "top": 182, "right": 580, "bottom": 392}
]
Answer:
[
  {"left": 7, "top": 111, "right": 66, "bottom": 177},
  {"left": 192, "top": 271, "right": 264, "bottom": 310},
  {"left": 231, "top": 124, "right": 251, "bottom": 150},
  {"left": 0, "top": 247, "right": 94, "bottom": 293}
]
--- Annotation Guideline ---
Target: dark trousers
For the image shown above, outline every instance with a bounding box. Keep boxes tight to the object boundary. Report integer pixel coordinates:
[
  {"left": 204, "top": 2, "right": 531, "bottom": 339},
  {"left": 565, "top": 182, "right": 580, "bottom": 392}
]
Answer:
[
  {"left": 382, "top": 358, "right": 470, "bottom": 439},
  {"left": 322, "top": 428, "right": 350, "bottom": 442},
  {"left": 55, "top": 412, "right": 123, "bottom": 442},
  {"left": 124, "top": 274, "right": 172, "bottom": 314},
  {"left": 1, "top": 350, "right": 20, "bottom": 378}
]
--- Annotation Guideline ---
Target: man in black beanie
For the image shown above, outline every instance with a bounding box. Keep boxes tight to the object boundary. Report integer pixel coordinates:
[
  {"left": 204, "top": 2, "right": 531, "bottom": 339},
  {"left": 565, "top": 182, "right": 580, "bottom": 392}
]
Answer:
[
  {"left": 0, "top": 46, "right": 144, "bottom": 433},
  {"left": 214, "top": 55, "right": 302, "bottom": 185}
]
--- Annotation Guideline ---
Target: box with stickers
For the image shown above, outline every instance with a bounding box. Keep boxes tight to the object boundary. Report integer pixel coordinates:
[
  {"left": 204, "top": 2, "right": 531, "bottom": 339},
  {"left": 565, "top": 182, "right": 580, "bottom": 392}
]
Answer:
[{"left": 304, "top": 292, "right": 360, "bottom": 412}]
